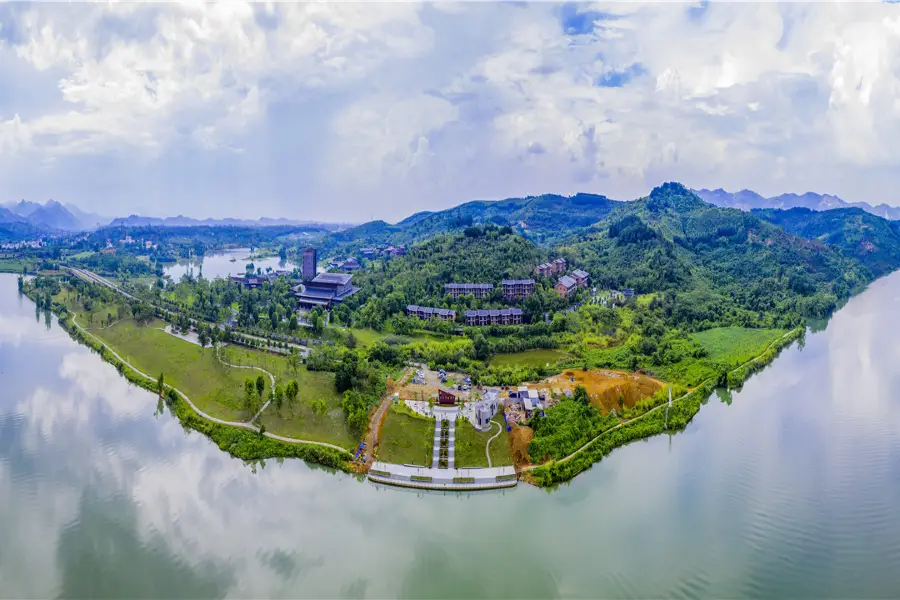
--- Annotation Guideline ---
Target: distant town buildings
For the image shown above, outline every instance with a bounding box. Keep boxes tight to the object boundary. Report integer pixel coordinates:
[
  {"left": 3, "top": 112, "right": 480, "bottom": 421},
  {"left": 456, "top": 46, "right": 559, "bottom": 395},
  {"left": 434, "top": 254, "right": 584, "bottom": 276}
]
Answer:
[
  {"left": 464, "top": 308, "right": 523, "bottom": 326},
  {"left": 501, "top": 279, "right": 535, "bottom": 300},
  {"left": 339, "top": 257, "right": 361, "bottom": 271},
  {"left": 444, "top": 283, "right": 494, "bottom": 299},
  {"left": 230, "top": 270, "right": 292, "bottom": 289},
  {"left": 406, "top": 305, "right": 456, "bottom": 322},
  {"left": 301, "top": 247, "right": 318, "bottom": 280},
  {"left": 294, "top": 273, "right": 359, "bottom": 309},
  {"left": 536, "top": 258, "right": 567, "bottom": 278}
]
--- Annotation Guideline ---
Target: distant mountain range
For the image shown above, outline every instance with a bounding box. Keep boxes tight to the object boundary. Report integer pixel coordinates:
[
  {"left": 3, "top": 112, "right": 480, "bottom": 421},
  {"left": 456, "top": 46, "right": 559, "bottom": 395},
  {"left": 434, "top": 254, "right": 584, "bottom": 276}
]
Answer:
[
  {"left": 692, "top": 188, "right": 900, "bottom": 220},
  {"left": 0, "top": 199, "right": 347, "bottom": 234},
  {"left": 106, "top": 214, "right": 337, "bottom": 229}
]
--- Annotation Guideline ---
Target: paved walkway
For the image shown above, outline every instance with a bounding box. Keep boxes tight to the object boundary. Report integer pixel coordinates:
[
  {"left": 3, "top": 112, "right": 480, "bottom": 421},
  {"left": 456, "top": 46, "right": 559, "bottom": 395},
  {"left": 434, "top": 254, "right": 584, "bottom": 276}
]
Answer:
[
  {"left": 432, "top": 411, "right": 456, "bottom": 469},
  {"left": 485, "top": 420, "right": 503, "bottom": 468},
  {"left": 368, "top": 461, "right": 517, "bottom": 491}
]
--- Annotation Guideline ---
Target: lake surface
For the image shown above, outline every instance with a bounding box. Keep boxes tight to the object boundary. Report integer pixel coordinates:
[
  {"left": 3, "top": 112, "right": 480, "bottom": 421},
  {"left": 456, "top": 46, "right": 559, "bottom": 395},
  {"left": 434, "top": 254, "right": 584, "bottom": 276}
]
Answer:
[
  {"left": 164, "top": 248, "right": 296, "bottom": 282},
  {"left": 2, "top": 271, "right": 900, "bottom": 598}
]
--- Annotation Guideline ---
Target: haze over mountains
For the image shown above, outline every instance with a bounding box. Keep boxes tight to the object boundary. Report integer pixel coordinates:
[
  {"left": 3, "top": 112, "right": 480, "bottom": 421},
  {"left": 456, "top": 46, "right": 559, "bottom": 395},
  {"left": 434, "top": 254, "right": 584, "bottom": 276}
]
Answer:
[
  {"left": 4, "top": 185, "right": 900, "bottom": 239},
  {"left": 0, "top": 200, "right": 339, "bottom": 233},
  {"left": 692, "top": 189, "right": 900, "bottom": 221}
]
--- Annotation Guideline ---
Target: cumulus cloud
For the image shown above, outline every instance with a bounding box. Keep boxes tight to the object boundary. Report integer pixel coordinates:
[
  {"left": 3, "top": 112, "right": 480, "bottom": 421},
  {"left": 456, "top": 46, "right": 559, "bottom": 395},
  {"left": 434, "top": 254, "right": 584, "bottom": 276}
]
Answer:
[{"left": 0, "top": 1, "right": 899, "bottom": 220}]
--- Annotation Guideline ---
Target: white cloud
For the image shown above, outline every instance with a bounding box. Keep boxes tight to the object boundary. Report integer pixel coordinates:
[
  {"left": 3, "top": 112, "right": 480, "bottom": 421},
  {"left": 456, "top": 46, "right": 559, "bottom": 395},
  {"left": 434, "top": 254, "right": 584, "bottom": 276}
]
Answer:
[{"left": 1, "top": 1, "right": 900, "bottom": 220}]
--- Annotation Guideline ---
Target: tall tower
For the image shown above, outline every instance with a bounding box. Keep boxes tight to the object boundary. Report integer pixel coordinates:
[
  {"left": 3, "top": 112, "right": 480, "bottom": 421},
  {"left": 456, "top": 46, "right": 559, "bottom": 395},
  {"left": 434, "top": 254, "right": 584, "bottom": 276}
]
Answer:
[{"left": 301, "top": 247, "right": 317, "bottom": 280}]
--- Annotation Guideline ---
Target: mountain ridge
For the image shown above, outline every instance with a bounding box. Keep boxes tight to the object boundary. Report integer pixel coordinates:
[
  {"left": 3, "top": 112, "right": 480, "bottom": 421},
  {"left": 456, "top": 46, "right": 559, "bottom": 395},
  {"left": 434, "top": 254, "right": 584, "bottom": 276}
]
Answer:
[{"left": 693, "top": 188, "right": 900, "bottom": 220}]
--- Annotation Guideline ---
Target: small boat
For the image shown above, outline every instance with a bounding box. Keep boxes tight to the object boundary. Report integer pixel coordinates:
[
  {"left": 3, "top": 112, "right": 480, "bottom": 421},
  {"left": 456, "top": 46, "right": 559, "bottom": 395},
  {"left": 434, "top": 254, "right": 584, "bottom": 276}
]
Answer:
[{"left": 230, "top": 257, "right": 237, "bottom": 262}]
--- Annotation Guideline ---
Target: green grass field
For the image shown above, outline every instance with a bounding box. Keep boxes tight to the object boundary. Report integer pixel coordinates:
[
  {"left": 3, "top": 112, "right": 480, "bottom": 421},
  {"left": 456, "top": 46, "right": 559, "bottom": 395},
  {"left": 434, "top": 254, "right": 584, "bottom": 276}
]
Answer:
[
  {"left": 454, "top": 419, "right": 511, "bottom": 468},
  {"left": 488, "top": 348, "right": 571, "bottom": 368},
  {"left": 89, "top": 319, "right": 251, "bottom": 421},
  {"left": 376, "top": 404, "right": 434, "bottom": 466},
  {"left": 0, "top": 259, "right": 34, "bottom": 273},
  {"left": 690, "top": 327, "right": 787, "bottom": 368},
  {"left": 58, "top": 288, "right": 356, "bottom": 446}
]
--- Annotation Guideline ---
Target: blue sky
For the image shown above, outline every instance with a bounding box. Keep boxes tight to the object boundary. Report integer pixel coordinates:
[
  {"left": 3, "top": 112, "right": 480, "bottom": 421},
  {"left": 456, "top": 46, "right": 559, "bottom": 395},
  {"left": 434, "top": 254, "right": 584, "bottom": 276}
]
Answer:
[{"left": 1, "top": 2, "right": 899, "bottom": 222}]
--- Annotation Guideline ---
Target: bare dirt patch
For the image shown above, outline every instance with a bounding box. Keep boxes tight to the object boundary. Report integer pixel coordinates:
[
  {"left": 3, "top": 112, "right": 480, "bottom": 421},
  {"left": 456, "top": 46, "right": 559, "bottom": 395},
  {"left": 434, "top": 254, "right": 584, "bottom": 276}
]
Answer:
[
  {"left": 509, "top": 425, "right": 534, "bottom": 470},
  {"left": 536, "top": 369, "right": 664, "bottom": 413}
]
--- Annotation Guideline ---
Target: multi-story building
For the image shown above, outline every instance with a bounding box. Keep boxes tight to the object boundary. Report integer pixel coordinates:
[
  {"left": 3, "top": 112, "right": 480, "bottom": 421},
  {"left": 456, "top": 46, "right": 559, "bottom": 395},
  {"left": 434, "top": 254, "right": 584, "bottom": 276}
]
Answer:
[
  {"left": 464, "top": 308, "right": 524, "bottom": 326},
  {"left": 552, "top": 258, "right": 567, "bottom": 274},
  {"left": 301, "top": 247, "right": 318, "bottom": 280},
  {"left": 294, "top": 273, "right": 359, "bottom": 309},
  {"left": 502, "top": 279, "right": 535, "bottom": 300},
  {"left": 406, "top": 305, "right": 457, "bottom": 322},
  {"left": 571, "top": 269, "right": 590, "bottom": 287},
  {"left": 555, "top": 275, "right": 577, "bottom": 298},
  {"left": 536, "top": 258, "right": 568, "bottom": 278},
  {"left": 444, "top": 283, "right": 494, "bottom": 299}
]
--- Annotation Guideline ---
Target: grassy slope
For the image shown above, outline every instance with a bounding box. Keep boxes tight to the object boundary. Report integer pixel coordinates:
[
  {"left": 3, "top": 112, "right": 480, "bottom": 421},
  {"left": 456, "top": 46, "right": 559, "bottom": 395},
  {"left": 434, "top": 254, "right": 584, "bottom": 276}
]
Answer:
[
  {"left": 376, "top": 404, "right": 434, "bottom": 466},
  {"left": 488, "top": 349, "right": 571, "bottom": 368},
  {"left": 454, "top": 419, "right": 512, "bottom": 468},
  {"left": 690, "top": 327, "right": 787, "bottom": 368}
]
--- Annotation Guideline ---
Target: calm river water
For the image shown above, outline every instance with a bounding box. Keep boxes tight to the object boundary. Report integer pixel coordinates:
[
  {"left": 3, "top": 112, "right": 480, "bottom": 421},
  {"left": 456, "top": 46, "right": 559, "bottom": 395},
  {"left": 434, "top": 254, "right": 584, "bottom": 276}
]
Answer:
[
  {"left": 164, "top": 248, "right": 296, "bottom": 282},
  {"left": 2, "top": 272, "right": 900, "bottom": 598}
]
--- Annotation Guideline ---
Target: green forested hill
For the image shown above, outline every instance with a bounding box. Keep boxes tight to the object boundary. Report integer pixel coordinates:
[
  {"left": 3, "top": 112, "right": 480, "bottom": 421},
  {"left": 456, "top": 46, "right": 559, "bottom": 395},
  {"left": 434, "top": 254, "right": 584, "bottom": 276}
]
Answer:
[
  {"left": 559, "top": 183, "right": 872, "bottom": 326},
  {"left": 339, "top": 183, "right": 896, "bottom": 334},
  {"left": 321, "top": 193, "right": 618, "bottom": 253},
  {"left": 753, "top": 207, "right": 900, "bottom": 278}
]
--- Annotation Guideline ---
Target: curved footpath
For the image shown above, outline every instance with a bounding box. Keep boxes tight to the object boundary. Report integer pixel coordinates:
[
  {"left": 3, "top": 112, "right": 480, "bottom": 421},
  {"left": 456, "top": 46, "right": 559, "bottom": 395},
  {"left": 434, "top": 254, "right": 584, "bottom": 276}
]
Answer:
[
  {"left": 485, "top": 420, "right": 503, "bottom": 468},
  {"left": 70, "top": 314, "right": 350, "bottom": 455},
  {"left": 523, "top": 328, "right": 801, "bottom": 471}
]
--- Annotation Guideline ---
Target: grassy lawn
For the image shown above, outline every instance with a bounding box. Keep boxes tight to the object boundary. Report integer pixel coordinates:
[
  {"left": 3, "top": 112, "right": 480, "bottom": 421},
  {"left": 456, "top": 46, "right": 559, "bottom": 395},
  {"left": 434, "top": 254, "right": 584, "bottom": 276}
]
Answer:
[
  {"left": 376, "top": 403, "right": 434, "bottom": 466},
  {"left": 58, "top": 289, "right": 357, "bottom": 447},
  {"left": 217, "top": 346, "right": 357, "bottom": 450},
  {"left": 691, "top": 327, "right": 787, "bottom": 368},
  {"left": 344, "top": 328, "right": 385, "bottom": 347},
  {"left": 454, "top": 419, "right": 512, "bottom": 468},
  {"left": 0, "top": 259, "right": 34, "bottom": 273},
  {"left": 88, "top": 319, "right": 251, "bottom": 421},
  {"left": 489, "top": 348, "right": 571, "bottom": 368}
]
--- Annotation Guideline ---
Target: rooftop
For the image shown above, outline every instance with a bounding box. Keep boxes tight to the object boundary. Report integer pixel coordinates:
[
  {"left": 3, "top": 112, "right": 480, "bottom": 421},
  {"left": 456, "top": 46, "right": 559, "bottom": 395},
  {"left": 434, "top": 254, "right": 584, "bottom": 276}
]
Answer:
[
  {"left": 311, "top": 272, "right": 353, "bottom": 286},
  {"left": 558, "top": 275, "right": 577, "bottom": 288},
  {"left": 501, "top": 279, "right": 535, "bottom": 285},
  {"left": 572, "top": 269, "right": 589, "bottom": 279}
]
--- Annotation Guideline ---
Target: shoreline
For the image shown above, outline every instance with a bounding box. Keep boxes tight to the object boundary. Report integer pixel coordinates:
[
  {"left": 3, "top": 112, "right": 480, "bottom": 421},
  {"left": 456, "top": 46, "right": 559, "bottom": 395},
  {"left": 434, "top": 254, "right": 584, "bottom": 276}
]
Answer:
[
  {"left": 21, "top": 277, "right": 803, "bottom": 489},
  {"left": 23, "top": 286, "right": 354, "bottom": 472}
]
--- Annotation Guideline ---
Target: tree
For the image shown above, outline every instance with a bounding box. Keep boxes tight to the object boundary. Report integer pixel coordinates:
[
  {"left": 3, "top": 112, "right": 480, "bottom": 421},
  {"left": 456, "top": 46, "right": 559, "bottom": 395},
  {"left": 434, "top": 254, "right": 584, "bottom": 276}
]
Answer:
[
  {"left": 157, "top": 373, "right": 165, "bottom": 397},
  {"left": 289, "top": 314, "right": 298, "bottom": 332},
  {"left": 198, "top": 328, "right": 210, "bottom": 348},
  {"left": 473, "top": 333, "right": 490, "bottom": 361},
  {"left": 244, "top": 378, "right": 256, "bottom": 410},
  {"left": 573, "top": 385, "right": 590, "bottom": 406},
  {"left": 310, "top": 398, "right": 328, "bottom": 416},
  {"left": 256, "top": 374, "right": 266, "bottom": 399},
  {"left": 285, "top": 380, "right": 299, "bottom": 407},
  {"left": 274, "top": 384, "right": 284, "bottom": 412}
]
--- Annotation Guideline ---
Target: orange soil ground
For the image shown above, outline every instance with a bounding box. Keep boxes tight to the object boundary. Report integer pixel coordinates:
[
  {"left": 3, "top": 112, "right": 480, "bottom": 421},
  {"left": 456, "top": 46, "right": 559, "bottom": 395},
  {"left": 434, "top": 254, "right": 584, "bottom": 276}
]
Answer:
[{"left": 534, "top": 369, "right": 665, "bottom": 414}]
